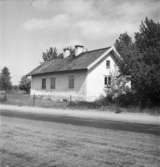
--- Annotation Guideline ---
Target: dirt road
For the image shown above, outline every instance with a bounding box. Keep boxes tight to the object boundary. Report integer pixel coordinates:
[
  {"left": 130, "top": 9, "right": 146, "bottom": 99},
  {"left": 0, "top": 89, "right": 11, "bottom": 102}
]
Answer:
[{"left": 0, "top": 104, "right": 160, "bottom": 136}]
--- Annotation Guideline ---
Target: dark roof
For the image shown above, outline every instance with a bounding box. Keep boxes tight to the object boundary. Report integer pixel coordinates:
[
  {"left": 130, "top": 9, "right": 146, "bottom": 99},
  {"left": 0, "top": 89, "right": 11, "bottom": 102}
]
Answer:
[{"left": 29, "top": 47, "right": 111, "bottom": 76}]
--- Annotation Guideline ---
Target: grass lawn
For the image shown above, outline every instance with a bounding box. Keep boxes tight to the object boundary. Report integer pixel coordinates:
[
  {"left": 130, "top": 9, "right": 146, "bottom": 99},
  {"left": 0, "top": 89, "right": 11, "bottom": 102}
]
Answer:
[{"left": 0, "top": 115, "right": 160, "bottom": 167}]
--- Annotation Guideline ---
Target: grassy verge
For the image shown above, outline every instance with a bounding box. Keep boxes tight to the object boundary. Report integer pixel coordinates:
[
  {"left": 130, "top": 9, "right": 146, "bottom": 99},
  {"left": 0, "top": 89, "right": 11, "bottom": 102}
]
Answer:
[
  {"left": 0, "top": 91, "right": 68, "bottom": 109},
  {"left": 0, "top": 91, "right": 160, "bottom": 114},
  {"left": 68, "top": 101, "right": 160, "bottom": 115}
]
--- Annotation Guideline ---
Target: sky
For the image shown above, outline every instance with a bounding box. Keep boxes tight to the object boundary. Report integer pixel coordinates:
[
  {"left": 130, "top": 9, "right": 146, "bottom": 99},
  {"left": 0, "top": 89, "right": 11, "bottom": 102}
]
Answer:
[{"left": 0, "top": 0, "right": 160, "bottom": 84}]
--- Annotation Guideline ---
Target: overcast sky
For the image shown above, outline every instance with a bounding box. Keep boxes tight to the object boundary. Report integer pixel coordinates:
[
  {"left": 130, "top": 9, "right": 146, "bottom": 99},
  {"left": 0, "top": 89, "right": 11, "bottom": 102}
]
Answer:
[{"left": 0, "top": 0, "right": 160, "bottom": 84}]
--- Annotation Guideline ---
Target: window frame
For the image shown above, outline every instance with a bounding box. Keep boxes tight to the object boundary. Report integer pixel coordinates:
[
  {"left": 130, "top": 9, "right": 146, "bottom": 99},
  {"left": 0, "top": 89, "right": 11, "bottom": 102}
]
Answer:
[
  {"left": 42, "top": 78, "right": 46, "bottom": 89},
  {"left": 50, "top": 77, "right": 56, "bottom": 89},
  {"left": 104, "top": 75, "right": 112, "bottom": 88},
  {"left": 68, "top": 75, "right": 74, "bottom": 89},
  {"left": 106, "top": 60, "right": 110, "bottom": 69}
]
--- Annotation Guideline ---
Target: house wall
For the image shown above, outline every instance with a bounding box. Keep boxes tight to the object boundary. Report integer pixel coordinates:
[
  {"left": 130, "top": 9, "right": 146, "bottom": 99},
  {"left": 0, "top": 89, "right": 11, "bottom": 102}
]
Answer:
[
  {"left": 86, "top": 54, "right": 119, "bottom": 101},
  {"left": 31, "top": 71, "right": 87, "bottom": 101}
]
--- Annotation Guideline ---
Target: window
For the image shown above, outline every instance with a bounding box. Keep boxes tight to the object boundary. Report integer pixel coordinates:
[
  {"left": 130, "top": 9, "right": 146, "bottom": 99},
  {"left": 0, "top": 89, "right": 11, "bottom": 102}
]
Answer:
[
  {"left": 69, "top": 75, "right": 74, "bottom": 89},
  {"left": 50, "top": 77, "right": 56, "bottom": 89},
  {"left": 106, "top": 60, "right": 110, "bottom": 69},
  {"left": 42, "top": 78, "right": 46, "bottom": 89},
  {"left": 104, "top": 76, "right": 111, "bottom": 87}
]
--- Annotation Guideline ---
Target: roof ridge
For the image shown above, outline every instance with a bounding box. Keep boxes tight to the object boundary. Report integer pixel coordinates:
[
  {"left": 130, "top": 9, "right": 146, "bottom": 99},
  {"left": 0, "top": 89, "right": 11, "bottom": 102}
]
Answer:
[{"left": 85, "top": 46, "right": 111, "bottom": 54}]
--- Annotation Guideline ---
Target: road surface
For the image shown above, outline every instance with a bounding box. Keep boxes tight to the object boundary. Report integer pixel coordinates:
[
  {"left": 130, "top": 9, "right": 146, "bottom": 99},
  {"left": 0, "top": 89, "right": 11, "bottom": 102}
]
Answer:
[
  {"left": 0, "top": 104, "right": 160, "bottom": 136},
  {"left": 0, "top": 114, "right": 160, "bottom": 167}
]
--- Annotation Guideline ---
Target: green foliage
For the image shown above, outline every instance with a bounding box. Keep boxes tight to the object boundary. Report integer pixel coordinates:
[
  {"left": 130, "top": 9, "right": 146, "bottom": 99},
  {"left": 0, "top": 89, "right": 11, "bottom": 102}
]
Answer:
[
  {"left": 115, "top": 32, "right": 135, "bottom": 75},
  {"left": 113, "top": 92, "right": 139, "bottom": 107},
  {"left": 42, "top": 47, "right": 62, "bottom": 62},
  {"left": 132, "top": 18, "right": 160, "bottom": 105},
  {"left": 115, "top": 18, "right": 160, "bottom": 106},
  {"left": 103, "top": 75, "right": 132, "bottom": 106},
  {"left": 0, "top": 67, "right": 12, "bottom": 91},
  {"left": 105, "top": 75, "right": 131, "bottom": 99},
  {"left": 19, "top": 75, "right": 31, "bottom": 94},
  {"left": 42, "top": 46, "right": 76, "bottom": 62}
]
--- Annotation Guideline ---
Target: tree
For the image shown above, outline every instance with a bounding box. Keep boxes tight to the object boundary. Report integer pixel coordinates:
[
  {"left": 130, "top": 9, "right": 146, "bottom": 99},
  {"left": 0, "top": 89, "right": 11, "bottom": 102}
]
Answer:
[
  {"left": 42, "top": 47, "right": 59, "bottom": 62},
  {"left": 131, "top": 18, "right": 160, "bottom": 105},
  {"left": 19, "top": 75, "right": 31, "bottom": 94},
  {"left": 115, "top": 32, "right": 135, "bottom": 75},
  {"left": 114, "top": 18, "right": 160, "bottom": 106},
  {"left": 0, "top": 67, "right": 12, "bottom": 91}
]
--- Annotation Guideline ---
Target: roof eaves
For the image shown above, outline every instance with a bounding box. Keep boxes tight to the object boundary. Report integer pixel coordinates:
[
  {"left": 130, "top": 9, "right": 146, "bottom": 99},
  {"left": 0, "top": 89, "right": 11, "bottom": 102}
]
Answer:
[
  {"left": 30, "top": 68, "right": 87, "bottom": 76},
  {"left": 27, "top": 62, "right": 46, "bottom": 76}
]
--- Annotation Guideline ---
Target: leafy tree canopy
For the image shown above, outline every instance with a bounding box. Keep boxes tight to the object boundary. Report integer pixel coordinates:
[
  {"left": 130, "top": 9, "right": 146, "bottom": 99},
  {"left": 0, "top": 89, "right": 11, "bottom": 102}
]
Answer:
[
  {"left": 42, "top": 47, "right": 60, "bottom": 62},
  {"left": 115, "top": 17, "right": 160, "bottom": 105},
  {"left": 115, "top": 32, "right": 135, "bottom": 75},
  {"left": 42, "top": 46, "right": 77, "bottom": 62},
  {"left": 133, "top": 18, "right": 160, "bottom": 104},
  {"left": 19, "top": 75, "right": 31, "bottom": 94},
  {"left": 0, "top": 67, "right": 12, "bottom": 91}
]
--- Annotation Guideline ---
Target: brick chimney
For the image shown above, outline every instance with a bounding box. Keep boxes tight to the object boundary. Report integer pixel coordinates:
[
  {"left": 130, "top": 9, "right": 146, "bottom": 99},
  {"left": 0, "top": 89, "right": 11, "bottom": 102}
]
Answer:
[
  {"left": 75, "top": 45, "right": 84, "bottom": 56},
  {"left": 63, "top": 48, "right": 70, "bottom": 58}
]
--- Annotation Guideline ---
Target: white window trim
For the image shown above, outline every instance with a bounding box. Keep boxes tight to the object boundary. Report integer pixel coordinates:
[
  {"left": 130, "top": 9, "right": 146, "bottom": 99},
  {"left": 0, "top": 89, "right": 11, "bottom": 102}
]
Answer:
[{"left": 104, "top": 75, "right": 112, "bottom": 88}]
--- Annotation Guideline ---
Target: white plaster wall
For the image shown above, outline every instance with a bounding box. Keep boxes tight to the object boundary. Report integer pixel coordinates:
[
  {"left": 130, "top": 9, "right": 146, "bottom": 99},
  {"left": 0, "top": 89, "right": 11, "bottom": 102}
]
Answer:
[
  {"left": 31, "top": 72, "right": 87, "bottom": 101},
  {"left": 86, "top": 54, "right": 119, "bottom": 101}
]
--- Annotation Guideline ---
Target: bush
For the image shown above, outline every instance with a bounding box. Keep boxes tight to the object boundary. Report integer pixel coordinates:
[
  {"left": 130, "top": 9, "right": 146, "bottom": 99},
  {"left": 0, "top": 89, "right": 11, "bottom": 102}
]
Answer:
[
  {"left": 103, "top": 91, "right": 160, "bottom": 108},
  {"left": 0, "top": 90, "right": 7, "bottom": 102},
  {"left": 19, "top": 76, "right": 31, "bottom": 94},
  {"left": 68, "top": 101, "right": 101, "bottom": 109},
  {"left": 114, "top": 92, "right": 138, "bottom": 107}
]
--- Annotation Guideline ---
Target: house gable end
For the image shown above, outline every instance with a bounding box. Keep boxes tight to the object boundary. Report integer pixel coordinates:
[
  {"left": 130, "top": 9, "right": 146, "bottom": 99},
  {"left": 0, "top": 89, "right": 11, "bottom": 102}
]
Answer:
[{"left": 87, "top": 46, "right": 122, "bottom": 72}]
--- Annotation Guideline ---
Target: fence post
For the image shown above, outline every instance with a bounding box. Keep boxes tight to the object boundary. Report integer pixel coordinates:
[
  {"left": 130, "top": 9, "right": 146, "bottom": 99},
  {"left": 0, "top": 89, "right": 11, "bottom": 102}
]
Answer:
[
  {"left": 4, "top": 91, "right": 7, "bottom": 102},
  {"left": 69, "top": 95, "right": 72, "bottom": 104},
  {"left": 33, "top": 95, "right": 36, "bottom": 106}
]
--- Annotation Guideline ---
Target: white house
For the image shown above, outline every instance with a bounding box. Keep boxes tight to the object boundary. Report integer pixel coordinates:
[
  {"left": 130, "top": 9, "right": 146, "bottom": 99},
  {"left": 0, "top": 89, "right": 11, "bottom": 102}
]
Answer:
[{"left": 28, "top": 45, "right": 122, "bottom": 101}]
